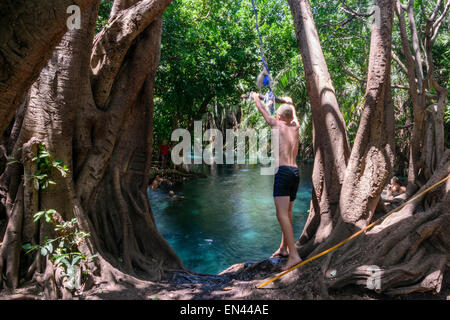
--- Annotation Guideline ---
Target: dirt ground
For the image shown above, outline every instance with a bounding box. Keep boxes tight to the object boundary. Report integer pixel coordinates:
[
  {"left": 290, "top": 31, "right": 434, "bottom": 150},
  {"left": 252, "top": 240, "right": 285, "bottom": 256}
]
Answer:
[{"left": 1, "top": 255, "right": 448, "bottom": 300}]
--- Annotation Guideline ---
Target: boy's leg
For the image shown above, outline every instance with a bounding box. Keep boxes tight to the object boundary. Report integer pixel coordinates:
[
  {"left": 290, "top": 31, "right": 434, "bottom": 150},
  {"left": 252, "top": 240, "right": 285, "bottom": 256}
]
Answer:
[
  {"left": 274, "top": 196, "right": 302, "bottom": 270},
  {"left": 272, "top": 200, "right": 295, "bottom": 257}
]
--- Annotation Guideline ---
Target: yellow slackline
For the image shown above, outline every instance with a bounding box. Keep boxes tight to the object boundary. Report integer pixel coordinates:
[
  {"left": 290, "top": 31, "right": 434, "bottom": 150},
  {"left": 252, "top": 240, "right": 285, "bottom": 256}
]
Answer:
[{"left": 257, "top": 174, "right": 450, "bottom": 289}]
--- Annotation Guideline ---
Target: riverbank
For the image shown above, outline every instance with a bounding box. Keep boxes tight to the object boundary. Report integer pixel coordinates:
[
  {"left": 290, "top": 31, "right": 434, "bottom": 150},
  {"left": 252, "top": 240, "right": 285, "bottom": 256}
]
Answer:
[
  {"left": 149, "top": 164, "right": 208, "bottom": 189},
  {"left": 1, "top": 255, "right": 448, "bottom": 300}
]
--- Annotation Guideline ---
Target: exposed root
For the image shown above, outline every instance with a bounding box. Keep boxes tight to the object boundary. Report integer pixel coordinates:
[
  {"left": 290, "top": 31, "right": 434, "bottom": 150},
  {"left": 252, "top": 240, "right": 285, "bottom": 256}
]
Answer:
[{"left": 322, "top": 164, "right": 449, "bottom": 296}]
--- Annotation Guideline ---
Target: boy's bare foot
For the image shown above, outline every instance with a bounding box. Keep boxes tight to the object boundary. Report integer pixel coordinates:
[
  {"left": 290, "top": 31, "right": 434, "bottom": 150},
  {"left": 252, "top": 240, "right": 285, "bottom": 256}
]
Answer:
[
  {"left": 282, "top": 256, "right": 302, "bottom": 271},
  {"left": 271, "top": 248, "right": 289, "bottom": 258}
]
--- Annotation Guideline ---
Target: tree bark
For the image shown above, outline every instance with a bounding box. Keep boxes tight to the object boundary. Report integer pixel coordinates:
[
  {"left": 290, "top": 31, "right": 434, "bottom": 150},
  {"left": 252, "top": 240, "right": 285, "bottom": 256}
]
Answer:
[
  {"left": 338, "top": 0, "right": 395, "bottom": 230},
  {"left": 0, "top": 0, "right": 97, "bottom": 136},
  {"left": 287, "top": 0, "right": 351, "bottom": 258},
  {"left": 394, "top": 0, "right": 449, "bottom": 192}
]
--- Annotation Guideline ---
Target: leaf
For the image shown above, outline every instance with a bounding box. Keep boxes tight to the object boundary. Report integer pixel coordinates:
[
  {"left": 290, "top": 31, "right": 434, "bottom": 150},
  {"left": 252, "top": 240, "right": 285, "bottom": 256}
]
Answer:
[
  {"left": 22, "top": 243, "right": 39, "bottom": 254},
  {"left": 57, "top": 166, "right": 69, "bottom": 177},
  {"left": 46, "top": 242, "right": 53, "bottom": 254},
  {"left": 54, "top": 254, "right": 69, "bottom": 265},
  {"left": 44, "top": 209, "right": 56, "bottom": 223},
  {"left": 22, "top": 243, "right": 33, "bottom": 250},
  {"left": 40, "top": 247, "right": 48, "bottom": 256},
  {"left": 39, "top": 151, "right": 50, "bottom": 158},
  {"left": 71, "top": 256, "right": 82, "bottom": 266},
  {"left": 60, "top": 258, "right": 71, "bottom": 268},
  {"left": 33, "top": 211, "right": 45, "bottom": 222},
  {"left": 88, "top": 254, "right": 99, "bottom": 263},
  {"left": 33, "top": 178, "right": 40, "bottom": 190},
  {"left": 65, "top": 265, "right": 75, "bottom": 276},
  {"left": 45, "top": 213, "right": 51, "bottom": 223}
]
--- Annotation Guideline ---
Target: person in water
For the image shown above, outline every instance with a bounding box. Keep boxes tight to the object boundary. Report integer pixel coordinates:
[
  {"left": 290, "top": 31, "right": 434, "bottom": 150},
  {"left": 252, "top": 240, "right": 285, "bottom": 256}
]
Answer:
[
  {"left": 151, "top": 175, "right": 163, "bottom": 190},
  {"left": 250, "top": 92, "right": 302, "bottom": 271},
  {"left": 390, "top": 176, "right": 406, "bottom": 196},
  {"left": 168, "top": 190, "right": 184, "bottom": 199}
]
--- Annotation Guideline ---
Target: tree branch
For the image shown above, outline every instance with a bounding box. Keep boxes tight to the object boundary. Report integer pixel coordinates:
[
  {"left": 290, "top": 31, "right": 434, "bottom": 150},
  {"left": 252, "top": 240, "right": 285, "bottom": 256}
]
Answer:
[
  {"left": 90, "top": 0, "right": 173, "bottom": 109},
  {"left": 432, "top": 0, "right": 444, "bottom": 22},
  {"left": 432, "top": 1, "right": 450, "bottom": 42},
  {"left": 337, "top": 56, "right": 409, "bottom": 90},
  {"left": 405, "top": 0, "right": 425, "bottom": 93},
  {"left": 339, "top": 0, "right": 374, "bottom": 18},
  {"left": 395, "top": 0, "right": 421, "bottom": 107},
  {"left": 391, "top": 50, "right": 408, "bottom": 74},
  {"left": 77, "top": 17, "right": 164, "bottom": 205}
]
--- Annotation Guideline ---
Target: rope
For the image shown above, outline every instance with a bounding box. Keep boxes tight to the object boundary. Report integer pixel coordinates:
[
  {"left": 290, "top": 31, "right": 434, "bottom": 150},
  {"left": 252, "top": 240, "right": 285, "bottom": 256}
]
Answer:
[
  {"left": 251, "top": 0, "right": 276, "bottom": 115},
  {"left": 251, "top": 0, "right": 271, "bottom": 81},
  {"left": 257, "top": 173, "right": 450, "bottom": 289}
]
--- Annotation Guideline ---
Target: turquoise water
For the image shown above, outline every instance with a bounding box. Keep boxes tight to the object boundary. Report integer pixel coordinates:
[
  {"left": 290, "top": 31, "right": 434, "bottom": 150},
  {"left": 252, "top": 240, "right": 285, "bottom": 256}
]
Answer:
[{"left": 148, "top": 163, "right": 313, "bottom": 274}]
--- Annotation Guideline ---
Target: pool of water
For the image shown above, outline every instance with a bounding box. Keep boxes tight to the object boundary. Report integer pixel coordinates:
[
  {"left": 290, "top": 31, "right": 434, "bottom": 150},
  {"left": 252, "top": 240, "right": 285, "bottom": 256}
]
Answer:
[{"left": 148, "top": 163, "right": 313, "bottom": 274}]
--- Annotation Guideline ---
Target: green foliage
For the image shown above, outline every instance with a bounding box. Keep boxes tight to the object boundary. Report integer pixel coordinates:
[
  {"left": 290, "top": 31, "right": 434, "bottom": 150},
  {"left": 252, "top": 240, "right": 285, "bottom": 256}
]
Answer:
[
  {"left": 96, "top": 0, "right": 113, "bottom": 34},
  {"left": 154, "top": 0, "right": 306, "bottom": 149},
  {"left": 94, "top": 0, "right": 448, "bottom": 161},
  {"left": 25, "top": 144, "right": 69, "bottom": 190},
  {"left": 445, "top": 104, "right": 450, "bottom": 124},
  {"left": 33, "top": 209, "right": 57, "bottom": 223},
  {"left": 445, "top": 104, "right": 450, "bottom": 149},
  {"left": 22, "top": 146, "right": 96, "bottom": 291},
  {"left": 6, "top": 156, "right": 19, "bottom": 165},
  {"left": 23, "top": 216, "right": 96, "bottom": 291}
]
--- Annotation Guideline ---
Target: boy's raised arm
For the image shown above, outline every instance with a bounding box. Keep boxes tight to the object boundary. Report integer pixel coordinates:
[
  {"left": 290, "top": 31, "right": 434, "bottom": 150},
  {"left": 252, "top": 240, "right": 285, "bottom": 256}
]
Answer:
[
  {"left": 291, "top": 105, "right": 299, "bottom": 128},
  {"left": 250, "top": 92, "right": 277, "bottom": 127}
]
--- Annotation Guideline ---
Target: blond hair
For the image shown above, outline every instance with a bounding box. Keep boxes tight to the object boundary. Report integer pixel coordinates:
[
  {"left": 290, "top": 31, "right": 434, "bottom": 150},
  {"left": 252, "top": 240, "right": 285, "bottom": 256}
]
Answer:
[{"left": 276, "top": 97, "right": 295, "bottom": 120}]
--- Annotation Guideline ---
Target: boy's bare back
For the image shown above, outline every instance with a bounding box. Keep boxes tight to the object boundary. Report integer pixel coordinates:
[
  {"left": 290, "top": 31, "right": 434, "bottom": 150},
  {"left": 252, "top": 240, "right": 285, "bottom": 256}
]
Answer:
[
  {"left": 250, "top": 93, "right": 299, "bottom": 167},
  {"left": 273, "top": 120, "right": 299, "bottom": 167}
]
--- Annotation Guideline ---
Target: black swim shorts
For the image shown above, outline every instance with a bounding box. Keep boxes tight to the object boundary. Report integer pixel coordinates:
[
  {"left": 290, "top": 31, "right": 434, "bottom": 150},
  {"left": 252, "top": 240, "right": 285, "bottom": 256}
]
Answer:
[{"left": 273, "top": 166, "right": 300, "bottom": 201}]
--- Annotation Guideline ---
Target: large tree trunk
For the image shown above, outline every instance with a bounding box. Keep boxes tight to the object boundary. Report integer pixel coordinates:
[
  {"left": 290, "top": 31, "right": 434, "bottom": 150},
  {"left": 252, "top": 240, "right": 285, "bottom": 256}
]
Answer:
[
  {"left": 0, "top": 0, "right": 97, "bottom": 136},
  {"left": 394, "top": 0, "right": 449, "bottom": 193},
  {"left": 314, "top": 0, "right": 397, "bottom": 288},
  {"left": 338, "top": 0, "right": 396, "bottom": 230},
  {"left": 284, "top": 0, "right": 449, "bottom": 296},
  {"left": 296, "top": 0, "right": 396, "bottom": 259},
  {"left": 287, "top": 0, "right": 351, "bottom": 258},
  {"left": 0, "top": 0, "right": 183, "bottom": 298}
]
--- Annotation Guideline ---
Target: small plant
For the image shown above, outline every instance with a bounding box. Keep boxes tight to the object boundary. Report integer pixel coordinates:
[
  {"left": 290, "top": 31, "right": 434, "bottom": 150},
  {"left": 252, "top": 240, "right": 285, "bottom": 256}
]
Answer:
[
  {"left": 445, "top": 104, "right": 450, "bottom": 124},
  {"left": 6, "top": 156, "right": 19, "bottom": 165},
  {"left": 23, "top": 213, "right": 97, "bottom": 290},
  {"left": 25, "top": 143, "right": 69, "bottom": 190},
  {"left": 22, "top": 144, "right": 96, "bottom": 291}
]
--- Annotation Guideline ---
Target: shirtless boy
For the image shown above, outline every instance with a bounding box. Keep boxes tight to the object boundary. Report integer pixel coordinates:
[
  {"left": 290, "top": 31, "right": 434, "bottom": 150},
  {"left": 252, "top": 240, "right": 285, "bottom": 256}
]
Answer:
[{"left": 250, "top": 92, "right": 302, "bottom": 271}]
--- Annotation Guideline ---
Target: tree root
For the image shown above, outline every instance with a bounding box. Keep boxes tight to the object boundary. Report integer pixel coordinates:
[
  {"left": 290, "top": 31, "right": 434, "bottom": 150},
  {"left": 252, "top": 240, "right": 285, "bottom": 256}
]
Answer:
[{"left": 322, "top": 164, "right": 449, "bottom": 296}]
